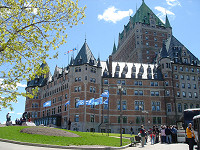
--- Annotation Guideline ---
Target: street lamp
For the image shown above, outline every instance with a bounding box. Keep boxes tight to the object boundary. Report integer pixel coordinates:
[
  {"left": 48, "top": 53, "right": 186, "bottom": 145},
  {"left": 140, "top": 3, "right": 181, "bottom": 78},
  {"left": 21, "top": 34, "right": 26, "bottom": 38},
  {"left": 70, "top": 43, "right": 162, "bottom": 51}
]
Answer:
[
  {"left": 117, "top": 84, "right": 123, "bottom": 146},
  {"left": 142, "top": 110, "right": 149, "bottom": 130}
]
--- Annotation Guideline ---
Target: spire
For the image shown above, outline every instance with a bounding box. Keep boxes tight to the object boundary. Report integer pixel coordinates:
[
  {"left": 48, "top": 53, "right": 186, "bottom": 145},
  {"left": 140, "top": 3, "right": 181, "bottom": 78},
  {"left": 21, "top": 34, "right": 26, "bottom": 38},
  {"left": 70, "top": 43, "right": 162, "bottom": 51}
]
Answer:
[
  {"left": 160, "top": 42, "right": 169, "bottom": 58},
  {"left": 97, "top": 56, "right": 101, "bottom": 67},
  {"left": 142, "top": 0, "right": 144, "bottom": 3},
  {"left": 112, "top": 42, "right": 117, "bottom": 54},
  {"left": 165, "top": 14, "right": 171, "bottom": 28}
]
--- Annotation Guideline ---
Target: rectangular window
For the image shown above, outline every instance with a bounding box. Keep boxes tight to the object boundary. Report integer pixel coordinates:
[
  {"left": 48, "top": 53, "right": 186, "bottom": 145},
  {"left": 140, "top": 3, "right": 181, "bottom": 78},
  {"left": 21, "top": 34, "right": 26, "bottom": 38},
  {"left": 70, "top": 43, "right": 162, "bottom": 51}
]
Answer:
[
  {"left": 187, "top": 75, "right": 190, "bottom": 80},
  {"left": 165, "top": 90, "right": 170, "bottom": 96},
  {"left": 139, "top": 90, "right": 143, "bottom": 95},
  {"left": 104, "top": 104, "right": 108, "bottom": 110},
  {"left": 122, "top": 101, "right": 127, "bottom": 110},
  {"left": 182, "top": 83, "right": 185, "bottom": 88},
  {"left": 178, "top": 103, "right": 182, "bottom": 113},
  {"left": 174, "top": 66, "right": 177, "bottom": 70},
  {"left": 134, "top": 90, "right": 138, "bottom": 95},
  {"left": 117, "top": 101, "right": 120, "bottom": 110},
  {"left": 194, "top": 84, "right": 196, "bottom": 89},
  {"left": 74, "top": 87, "right": 78, "bottom": 92},
  {"left": 151, "top": 91, "right": 155, "bottom": 96},
  {"left": 177, "top": 92, "right": 180, "bottom": 97},
  {"left": 194, "top": 92, "right": 198, "bottom": 98},
  {"left": 104, "top": 116, "right": 108, "bottom": 123},
  {"left": 135, "top": 101, "right": 144, "bottom": 111},
  {"left": 182, "top": 91, "right": 186, "bottom": 97},
  {"left": 134, "top": 81, "right": 138, "bottom": 85},
  {"left": 152, "top": 101, "right": 160, "bottom": 111},
  {"left": 192, "top": 76, "right": 195, "bottom": 81},
  {"left": 155, "top": 82, "right": 158, "bottom": 86},
  {"left": 121, "top": 80, "right": 126, "bottom": 85},
  {"left": 104, "top": 79, "right": 108, "bottom": 84},
  {"left": 139, "top": 81, "right": 143, "bottom": 86},
  {"left": 90, "top": 115, "right": 94, "bottom": 122},
  {"left": 75, "top": 114, "right": 79, "bottom": 122},
  {"left": 123, "top": 116, "right": 127, "bottom": 123},
  {"left": 189, "top": 92, "right": 192, "bottom": 98},
  {"left": 188, "top": 83, "right": 191, "bottom": 89},
  {"left": 155, "top": 91, "right": 159, "bottom": 96},
  {"left": 150, "top": 82, "right": 154, "bottom": 86},
  {"left": 167, "top": 103, "right": 172, "bottom": 112},
  {"left": 180, "top": 75, "right": 184, "bottom": 80}
]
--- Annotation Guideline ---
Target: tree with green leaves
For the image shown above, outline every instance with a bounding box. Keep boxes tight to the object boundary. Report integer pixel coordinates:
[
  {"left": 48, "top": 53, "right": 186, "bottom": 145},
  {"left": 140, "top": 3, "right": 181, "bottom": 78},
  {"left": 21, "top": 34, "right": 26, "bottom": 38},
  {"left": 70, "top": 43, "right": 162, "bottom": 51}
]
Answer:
[{"left": 0, "top": 0, "right": 86, "bottom": 110}]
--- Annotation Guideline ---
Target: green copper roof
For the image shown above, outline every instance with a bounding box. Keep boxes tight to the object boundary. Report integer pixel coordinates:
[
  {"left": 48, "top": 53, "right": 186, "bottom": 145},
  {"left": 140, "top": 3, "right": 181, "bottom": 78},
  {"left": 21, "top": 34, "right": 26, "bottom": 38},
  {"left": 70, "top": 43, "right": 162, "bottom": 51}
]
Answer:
[
  {"left": 132, "top": 2, "right": 165, "bottom": 26},
  {"left": 119, "top": 1, "right": 165, "bottom": 39},
  {"left": 165, "top": 15, "right": 171, "bottom": 28},
  {"left": 112, "top": 42, "right": 117, "bottom": 54}
]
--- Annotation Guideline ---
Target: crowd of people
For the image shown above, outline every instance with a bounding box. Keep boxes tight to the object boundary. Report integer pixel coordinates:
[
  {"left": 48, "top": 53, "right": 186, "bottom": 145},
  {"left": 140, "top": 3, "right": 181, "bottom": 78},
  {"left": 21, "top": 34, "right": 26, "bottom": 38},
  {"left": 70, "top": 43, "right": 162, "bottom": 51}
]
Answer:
[
  {"left": 138, "top": 124, "right": 178, "bottom": 147},
  {"left": 137, "top": 123, "right": 196, "bottom": 150}
]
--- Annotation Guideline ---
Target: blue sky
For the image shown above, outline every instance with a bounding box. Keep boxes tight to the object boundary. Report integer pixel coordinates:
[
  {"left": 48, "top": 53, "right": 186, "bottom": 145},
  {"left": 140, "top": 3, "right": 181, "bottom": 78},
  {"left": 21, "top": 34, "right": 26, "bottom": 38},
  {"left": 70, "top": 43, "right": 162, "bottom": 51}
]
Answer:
[{"left": 1, "top": 0, "right": 200, "bottom": 124}]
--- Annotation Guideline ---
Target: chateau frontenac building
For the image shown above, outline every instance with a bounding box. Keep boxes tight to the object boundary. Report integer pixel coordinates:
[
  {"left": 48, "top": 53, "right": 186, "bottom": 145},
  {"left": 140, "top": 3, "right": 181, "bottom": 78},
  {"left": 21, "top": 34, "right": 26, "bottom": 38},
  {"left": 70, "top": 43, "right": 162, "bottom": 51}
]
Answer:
[{"left": 25, "top": 1, "right": 200, "bottom": 133}]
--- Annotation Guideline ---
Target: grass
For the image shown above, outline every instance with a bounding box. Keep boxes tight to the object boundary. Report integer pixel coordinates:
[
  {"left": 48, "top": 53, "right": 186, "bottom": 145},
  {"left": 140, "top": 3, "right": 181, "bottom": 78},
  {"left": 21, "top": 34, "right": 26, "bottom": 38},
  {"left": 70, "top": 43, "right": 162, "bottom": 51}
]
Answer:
[{"left": 0, "top": 126, "right": 130, "bottom": 147}]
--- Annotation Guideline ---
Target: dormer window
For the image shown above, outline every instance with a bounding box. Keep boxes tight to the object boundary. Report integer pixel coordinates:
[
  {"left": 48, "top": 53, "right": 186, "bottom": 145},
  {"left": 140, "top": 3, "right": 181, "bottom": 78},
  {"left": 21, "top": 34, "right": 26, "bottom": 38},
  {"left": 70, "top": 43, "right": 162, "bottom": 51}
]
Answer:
[{"left": 116, "top": 64, "right": 120, "bottom": 72}]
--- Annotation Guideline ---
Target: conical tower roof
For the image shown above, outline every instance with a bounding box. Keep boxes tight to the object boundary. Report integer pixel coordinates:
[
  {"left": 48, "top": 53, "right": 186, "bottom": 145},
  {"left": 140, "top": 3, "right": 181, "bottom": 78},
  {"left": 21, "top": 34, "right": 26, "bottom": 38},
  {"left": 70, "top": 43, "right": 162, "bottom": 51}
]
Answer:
[
  {"left": 112, "top": 42, "right": 117, "bottom": 54},
  {"left": 74, "top": 41, "right": 97, "bottom": 66},
  {"left": 165, "top": 15, "right": 171, "bottom": 28},
  {"left": 160, "top": 42, "right": 169, "bottom": 58}
]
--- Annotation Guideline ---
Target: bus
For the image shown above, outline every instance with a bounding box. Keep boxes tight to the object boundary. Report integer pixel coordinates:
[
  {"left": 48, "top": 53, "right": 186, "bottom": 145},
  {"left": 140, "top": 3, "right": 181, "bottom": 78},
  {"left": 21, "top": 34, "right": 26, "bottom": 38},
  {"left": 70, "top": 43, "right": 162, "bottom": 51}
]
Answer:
[
  {"left": 183, "top": 108, "right": 200, "bottom": 129},
  {"left": 193, "top": 115, "right": 200, "bottom": 149},
  {"left": 176, "top": 108, "right": 200, "bottom": 143}
]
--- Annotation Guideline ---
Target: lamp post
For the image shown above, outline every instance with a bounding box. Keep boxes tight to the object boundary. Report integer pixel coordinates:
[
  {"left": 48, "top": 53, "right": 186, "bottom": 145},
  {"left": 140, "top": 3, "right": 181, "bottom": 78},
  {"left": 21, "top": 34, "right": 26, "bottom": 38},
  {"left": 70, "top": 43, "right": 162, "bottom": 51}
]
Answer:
[
  {"left": 142, "top": 110, "right": 149, "bottom": 130},
  {"left": 118, "top": 84, "right": 123, "bottom": 146}
]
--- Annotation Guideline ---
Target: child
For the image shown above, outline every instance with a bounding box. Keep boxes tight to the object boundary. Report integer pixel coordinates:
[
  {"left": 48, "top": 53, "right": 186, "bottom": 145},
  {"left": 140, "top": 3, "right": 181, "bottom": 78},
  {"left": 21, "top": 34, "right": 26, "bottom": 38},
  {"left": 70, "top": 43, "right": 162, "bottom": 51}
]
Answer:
[{"left": 150, "top": 131, "right": 155, "bottom": 145}]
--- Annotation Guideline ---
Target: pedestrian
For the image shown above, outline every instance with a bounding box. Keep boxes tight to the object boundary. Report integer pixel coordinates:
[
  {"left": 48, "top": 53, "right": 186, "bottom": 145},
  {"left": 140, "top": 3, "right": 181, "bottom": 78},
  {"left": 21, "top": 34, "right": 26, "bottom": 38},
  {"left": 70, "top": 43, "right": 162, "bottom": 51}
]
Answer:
[
  {"left": 171, "top": 126, "right": 177, "bottom": 143},
  {"left": 165, "top": 125, "right": 172, "bottom": 144},
  {"left": 150, "top": 131, "right": 155, "bottom": 145},
  {"left": 186, "top": 123, "right": 195, "bottom": 150},
  {"left": 160, "top": 125, "right": 166, "bottom": 143},
  {"left": 68, "top": 118, "right": 71, "bottom": 130},
  {"left": 155, "top": 126, "right": 159, "bottom": 143},
  {"left": 130, "top": 127, "right": 133, "bottom": 136},
  {"left": 140, "top": 125, "right": 146, "bottom": 147}
]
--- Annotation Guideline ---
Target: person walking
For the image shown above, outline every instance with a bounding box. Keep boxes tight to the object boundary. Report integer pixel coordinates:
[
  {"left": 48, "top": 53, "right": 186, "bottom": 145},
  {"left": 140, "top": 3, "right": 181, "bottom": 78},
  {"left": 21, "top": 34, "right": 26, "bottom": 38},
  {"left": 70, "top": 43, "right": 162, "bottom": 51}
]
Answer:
[
  {"left": 186, "top": 123, "right": 195, "bottom": 150},
  {"left": 140, "top": 125, "right": 146, "bottom": 147},
  {"left": 130, "top": 127, "right": 133, "bottom": 136}
]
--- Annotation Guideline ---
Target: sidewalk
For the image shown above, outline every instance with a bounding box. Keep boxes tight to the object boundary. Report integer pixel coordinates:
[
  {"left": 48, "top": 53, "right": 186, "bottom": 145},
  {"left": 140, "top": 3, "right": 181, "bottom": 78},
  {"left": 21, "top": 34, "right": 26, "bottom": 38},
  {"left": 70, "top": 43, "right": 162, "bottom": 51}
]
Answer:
[{"left": 126, "top": 141, "right": 188, "bottom": 150}]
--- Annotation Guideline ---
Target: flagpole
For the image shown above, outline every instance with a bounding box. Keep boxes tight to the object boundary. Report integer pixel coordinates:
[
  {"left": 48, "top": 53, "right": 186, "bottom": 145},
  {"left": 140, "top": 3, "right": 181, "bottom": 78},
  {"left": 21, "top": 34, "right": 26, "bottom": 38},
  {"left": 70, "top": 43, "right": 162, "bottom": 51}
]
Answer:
[
  {"left": 84, "top": 83, "right": 87, "bottom": 132},
  {"left": 107, "top": 85, "right": 110, "bottom": 136}
]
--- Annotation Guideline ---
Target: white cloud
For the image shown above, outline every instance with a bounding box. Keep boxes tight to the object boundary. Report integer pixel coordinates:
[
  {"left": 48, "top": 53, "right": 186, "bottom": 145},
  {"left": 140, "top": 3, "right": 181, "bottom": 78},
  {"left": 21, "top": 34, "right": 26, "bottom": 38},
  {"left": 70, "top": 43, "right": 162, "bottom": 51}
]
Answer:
[
  {"left": 98, "top": 6, "right": 133, "bottom": 23},
  {"left": 16, "top": 113, "right": 23, "bottom": 115},
  {"left": 0, "top": 78, "right": 26, "bottom": 88},
  {"left": 16, "top": 82, "right": 26, "bottom": 88},
  {"left": 166, "top": 0, "right": 181, "bottom": 7},
  {"left": 155, "top": 6, "right": 175, "bottom": 23}
]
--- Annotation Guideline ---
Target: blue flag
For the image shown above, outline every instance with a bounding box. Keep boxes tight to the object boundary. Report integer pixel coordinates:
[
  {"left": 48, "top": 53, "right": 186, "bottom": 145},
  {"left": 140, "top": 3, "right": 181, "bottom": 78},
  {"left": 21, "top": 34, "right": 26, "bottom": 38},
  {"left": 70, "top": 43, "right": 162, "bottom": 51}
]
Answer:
[
  {"left": 86, "top": 98, "right": 94, "bottom": 105},
  {"left": 103, "top": 98, "right": 109, "bottom": 105},
  {"left": 65, "top": 101, "right": 70, "bottom": 105},
  {"left": 101, "top": 91, "right": 109, "bottom": 97},
  {"left": 77, "top": 100, "right": 85, "bottom": 106},
  {"left": 43, "top": 101, "right": 51, "bottom": 107},
  {"left": 94, "top": 97, "right": 103, "bottom": 105}
]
